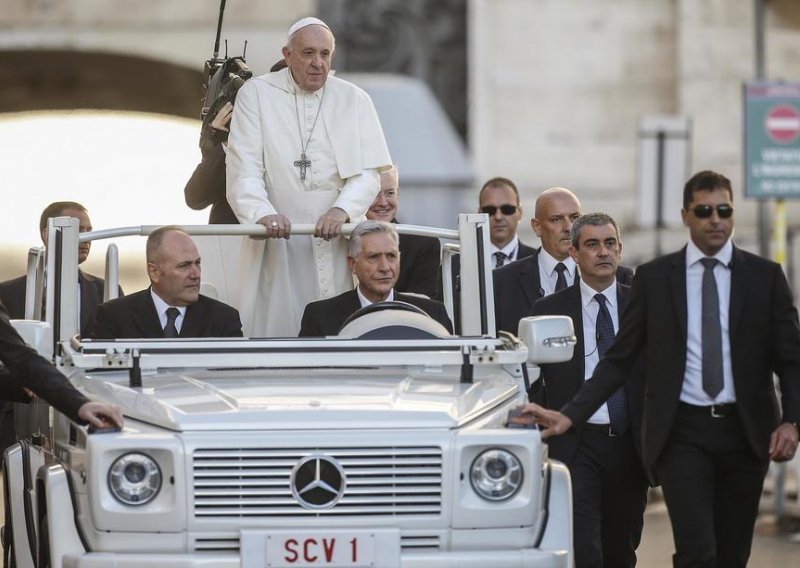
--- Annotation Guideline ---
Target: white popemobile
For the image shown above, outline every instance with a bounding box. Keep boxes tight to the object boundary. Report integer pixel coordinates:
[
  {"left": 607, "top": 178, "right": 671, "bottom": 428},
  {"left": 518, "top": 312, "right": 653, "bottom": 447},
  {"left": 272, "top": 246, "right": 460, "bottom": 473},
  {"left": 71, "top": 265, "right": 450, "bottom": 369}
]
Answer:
[{"left": 3, "top": 214, "right": 575, "bottom": 568}]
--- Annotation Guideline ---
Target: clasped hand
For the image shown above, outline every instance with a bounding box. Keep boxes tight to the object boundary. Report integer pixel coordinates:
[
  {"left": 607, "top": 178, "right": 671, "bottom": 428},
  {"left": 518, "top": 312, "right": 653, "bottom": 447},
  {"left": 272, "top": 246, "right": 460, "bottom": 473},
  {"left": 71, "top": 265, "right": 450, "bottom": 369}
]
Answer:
[{"left": 507, "top": 403, "right": 573, "bottom": 438}]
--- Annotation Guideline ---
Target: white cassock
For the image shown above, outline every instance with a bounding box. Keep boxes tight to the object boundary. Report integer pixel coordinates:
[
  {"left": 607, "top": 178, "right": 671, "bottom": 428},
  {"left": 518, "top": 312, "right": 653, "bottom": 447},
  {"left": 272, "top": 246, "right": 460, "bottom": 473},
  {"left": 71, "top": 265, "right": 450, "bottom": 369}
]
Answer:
[{"left": 227, "top": 68, "right": 392, "bottom": 337}]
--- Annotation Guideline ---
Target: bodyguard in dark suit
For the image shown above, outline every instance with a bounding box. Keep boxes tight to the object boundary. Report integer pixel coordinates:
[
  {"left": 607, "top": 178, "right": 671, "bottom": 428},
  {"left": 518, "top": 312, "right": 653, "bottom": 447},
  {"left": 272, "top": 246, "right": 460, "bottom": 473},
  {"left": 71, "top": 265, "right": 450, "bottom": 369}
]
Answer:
[
  {"left": 300, "top": 220, "right": 452, "bottom": 337},
  {"left": 515, "top": 171, "right": 800, "bottom": 567},
  {"left": 0, "top": 201, "right": 122, "bottom": 452},
  {"left": 493, "top": 187, "right": 633, "bottom": 335},
  {"left": 0, "top": 201, "right": 120, "bottom": 337},
  {"left": 531, "top": 213, "right": 647, "bottom": 567},
  {"left": 90, "top": 226, "right": 242, "bottom": 339},
  {"left": 478, "top": 177, "right": 535, "bottom": 267},
  {"left": 366, "top": 166, "right": 441, "bottom": 298}
]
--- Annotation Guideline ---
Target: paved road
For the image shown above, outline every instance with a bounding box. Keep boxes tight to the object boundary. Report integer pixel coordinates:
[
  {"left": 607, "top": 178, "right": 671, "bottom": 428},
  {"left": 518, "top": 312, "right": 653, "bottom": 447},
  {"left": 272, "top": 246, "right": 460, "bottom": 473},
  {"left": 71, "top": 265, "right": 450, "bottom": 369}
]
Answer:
[{"left": 638, "top": 494, "right": 800, "bottom": 566}]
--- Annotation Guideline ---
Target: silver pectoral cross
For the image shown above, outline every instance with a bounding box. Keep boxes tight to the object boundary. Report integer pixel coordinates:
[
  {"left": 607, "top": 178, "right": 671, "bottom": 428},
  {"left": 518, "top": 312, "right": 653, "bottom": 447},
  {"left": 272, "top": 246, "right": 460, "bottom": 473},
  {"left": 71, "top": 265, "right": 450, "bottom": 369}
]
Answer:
[{"left": 294, "top": 153, "right": 312, "bottom": 181}]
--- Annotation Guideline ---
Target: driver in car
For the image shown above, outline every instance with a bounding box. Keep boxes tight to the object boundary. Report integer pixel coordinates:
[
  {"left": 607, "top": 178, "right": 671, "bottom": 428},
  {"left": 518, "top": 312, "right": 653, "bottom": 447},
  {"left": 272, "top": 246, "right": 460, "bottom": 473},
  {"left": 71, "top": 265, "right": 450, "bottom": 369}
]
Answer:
[{"left": 299, "top": 220, "right": 452, "bottom": 337}]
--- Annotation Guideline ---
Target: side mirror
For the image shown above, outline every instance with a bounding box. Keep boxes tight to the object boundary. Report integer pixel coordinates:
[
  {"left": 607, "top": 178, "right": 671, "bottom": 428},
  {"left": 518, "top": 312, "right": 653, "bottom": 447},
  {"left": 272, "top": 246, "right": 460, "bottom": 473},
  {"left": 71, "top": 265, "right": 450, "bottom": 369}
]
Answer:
[{"left": 517, "top": 315, "right": 576, "bottom": 364}]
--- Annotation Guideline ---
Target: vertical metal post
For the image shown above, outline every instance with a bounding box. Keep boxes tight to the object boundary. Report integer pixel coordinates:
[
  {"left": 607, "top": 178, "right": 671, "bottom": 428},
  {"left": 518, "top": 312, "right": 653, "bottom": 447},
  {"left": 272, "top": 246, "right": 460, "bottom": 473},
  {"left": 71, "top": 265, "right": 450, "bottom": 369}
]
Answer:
[
  {"left": 755, "top": 0, "right": 770, "bottom": 258},
  {"left": 655, "top": 130, "right": 666, "bottom": 258}
]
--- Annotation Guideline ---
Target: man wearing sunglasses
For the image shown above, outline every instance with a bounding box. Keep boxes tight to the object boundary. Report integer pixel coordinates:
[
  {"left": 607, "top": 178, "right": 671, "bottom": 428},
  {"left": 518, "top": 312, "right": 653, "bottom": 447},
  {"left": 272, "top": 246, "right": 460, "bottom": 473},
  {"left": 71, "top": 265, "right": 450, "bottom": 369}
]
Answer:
[
  {"left": 512, "top": 170, "right": 800, "bottom": 567},
  {"left": 478, "top": 177, "right": 535, "bottom": 267}
]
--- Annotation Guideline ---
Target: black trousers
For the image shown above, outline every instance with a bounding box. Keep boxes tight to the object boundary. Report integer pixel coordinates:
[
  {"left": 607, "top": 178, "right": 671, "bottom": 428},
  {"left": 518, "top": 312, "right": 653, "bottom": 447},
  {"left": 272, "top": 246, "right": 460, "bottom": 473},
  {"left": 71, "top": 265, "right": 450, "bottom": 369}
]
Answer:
[
  {"left": 657, "top": 403, "right": 769, "bottom": 568},
  {"left": 567, "top": 428, "right": 649, "bottom": 568}
]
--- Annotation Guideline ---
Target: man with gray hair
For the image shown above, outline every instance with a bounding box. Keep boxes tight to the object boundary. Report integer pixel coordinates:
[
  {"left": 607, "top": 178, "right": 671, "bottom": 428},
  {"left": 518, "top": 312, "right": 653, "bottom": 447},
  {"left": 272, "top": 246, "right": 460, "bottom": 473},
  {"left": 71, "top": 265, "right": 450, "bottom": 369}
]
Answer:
[
  {"left": 227, "top": 17, "right": 392, "bottom": 337},
  {"left": 526, "top": 212, "right": 647, "bottom": 567},
  {"left": 299, "top": 221, "right": 452, "bottom": 337}
]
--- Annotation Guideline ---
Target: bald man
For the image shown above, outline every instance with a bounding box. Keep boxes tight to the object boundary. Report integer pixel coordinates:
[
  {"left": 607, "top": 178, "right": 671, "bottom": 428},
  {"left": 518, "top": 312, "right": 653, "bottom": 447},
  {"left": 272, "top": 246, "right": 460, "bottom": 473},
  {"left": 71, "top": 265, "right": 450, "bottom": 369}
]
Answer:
[
  {"left": 493, "top": 187, "right": 634, "bottom": 335},
  {"left": 89, "top": 227, "right": 242, "bottom": 339}
]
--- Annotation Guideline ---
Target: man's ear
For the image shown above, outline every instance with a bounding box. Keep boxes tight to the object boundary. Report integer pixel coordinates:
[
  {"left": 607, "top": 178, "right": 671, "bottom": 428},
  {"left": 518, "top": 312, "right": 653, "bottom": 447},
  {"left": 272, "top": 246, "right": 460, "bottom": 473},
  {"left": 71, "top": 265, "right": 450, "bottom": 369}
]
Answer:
[
  {"left": 146, "top": 262, "right": 160, "bottom": 284},
  {"left": 681, "top": 209, "right": 689, "bottom": 227},
  {"left": 40, "top": 228, "right": 48, "bottom": 247},
  {"left": 568, "top": 245, "right": 579, "bottom": 263},
  {"left": 347, "top": 256, "right": 356, "bottom": 274},
  {"left": 531, "top": 218, "right": 542, "bottom": 237}
]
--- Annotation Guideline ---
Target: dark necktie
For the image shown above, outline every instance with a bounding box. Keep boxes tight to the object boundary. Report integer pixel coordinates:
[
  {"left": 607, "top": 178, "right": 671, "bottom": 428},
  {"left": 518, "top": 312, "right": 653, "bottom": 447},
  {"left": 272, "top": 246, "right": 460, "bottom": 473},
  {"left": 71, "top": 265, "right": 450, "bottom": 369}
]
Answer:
[
  {"left": 164, "top": 307, "right": 180, "bottom": 338},
  {"left": 494, "top": 251, "right": 508, "bottom": 268},
  {"left": 554, "top": 262, "right": 568, "bottom": 292},
  {"left": 595, "top": 293, "right": 629, "bottom": 434},
  {"left": 700, "top": 258, "right": 723, "bottom": 399}
]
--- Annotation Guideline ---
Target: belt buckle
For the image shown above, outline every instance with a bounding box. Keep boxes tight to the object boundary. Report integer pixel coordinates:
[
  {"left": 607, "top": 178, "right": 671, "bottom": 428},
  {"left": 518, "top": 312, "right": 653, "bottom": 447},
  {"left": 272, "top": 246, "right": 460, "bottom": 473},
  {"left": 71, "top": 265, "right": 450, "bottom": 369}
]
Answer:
[{"left": 710, "top": 404, "right": 725, "bottom": 418}]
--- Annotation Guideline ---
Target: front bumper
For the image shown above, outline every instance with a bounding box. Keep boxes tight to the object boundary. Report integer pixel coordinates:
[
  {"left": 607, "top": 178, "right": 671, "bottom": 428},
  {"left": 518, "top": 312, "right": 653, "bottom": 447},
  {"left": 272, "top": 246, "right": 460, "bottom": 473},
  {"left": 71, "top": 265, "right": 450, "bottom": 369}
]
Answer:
[{"left": 64, "top": 549, "right": 569, "bottom": 568}]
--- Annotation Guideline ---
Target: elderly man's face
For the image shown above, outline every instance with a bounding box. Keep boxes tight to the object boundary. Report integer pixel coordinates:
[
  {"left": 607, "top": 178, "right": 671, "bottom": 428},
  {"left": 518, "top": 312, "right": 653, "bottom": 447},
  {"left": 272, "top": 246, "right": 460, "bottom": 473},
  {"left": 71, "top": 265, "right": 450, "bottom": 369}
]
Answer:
[
  {"left": 348, "top": 232, "right": 400, "bottom": 303},
  {"left": 148, "top": 231, "right": 202, "bottom": 307},
  {"left": 367, "top": 170, "right": 399, "bottom": 223},
  {"left": 569, "top": 223, "right": 621, "bottom": 290},
  {"left": 282, "top": 25, "right": 334, "bottom": 92}
]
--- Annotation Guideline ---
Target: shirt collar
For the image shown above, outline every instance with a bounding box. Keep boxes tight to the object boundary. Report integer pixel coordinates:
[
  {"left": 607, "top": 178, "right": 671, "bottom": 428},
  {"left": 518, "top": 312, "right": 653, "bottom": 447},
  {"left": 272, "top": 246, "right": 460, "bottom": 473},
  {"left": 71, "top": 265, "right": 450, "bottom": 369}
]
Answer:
[
  {"left": 539, "top": 248, "right": 577, "bottom": 278},
  {"left": 356, "top": 286, "right": 394, "bottom": 308},
  {"left": 150, "top": 289, "right": 187, "bottom": 319},
  {"left": 491, "top": 235, "right": 519, "bottom": 258},
  {"left": 579, "top": 279, "right": 617, "bottom": 311},
  {"left": 685, "top": 238, "right": 733, "bottom": 269}
]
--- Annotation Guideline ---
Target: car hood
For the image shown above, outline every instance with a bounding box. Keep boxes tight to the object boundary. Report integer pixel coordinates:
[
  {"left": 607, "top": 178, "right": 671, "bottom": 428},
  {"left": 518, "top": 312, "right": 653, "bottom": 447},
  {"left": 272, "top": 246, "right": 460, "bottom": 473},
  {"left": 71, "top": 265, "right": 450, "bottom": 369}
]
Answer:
[{"left": 76, "top": 367, "right": 521, "bottom": 431}]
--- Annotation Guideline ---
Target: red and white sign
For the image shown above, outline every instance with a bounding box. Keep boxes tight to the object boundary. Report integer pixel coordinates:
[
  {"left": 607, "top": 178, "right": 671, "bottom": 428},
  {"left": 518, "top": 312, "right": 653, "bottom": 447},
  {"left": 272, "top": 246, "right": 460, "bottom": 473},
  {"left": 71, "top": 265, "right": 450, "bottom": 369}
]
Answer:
[{"left": 765, "top": 105, "right": 800, "bottom": 144}]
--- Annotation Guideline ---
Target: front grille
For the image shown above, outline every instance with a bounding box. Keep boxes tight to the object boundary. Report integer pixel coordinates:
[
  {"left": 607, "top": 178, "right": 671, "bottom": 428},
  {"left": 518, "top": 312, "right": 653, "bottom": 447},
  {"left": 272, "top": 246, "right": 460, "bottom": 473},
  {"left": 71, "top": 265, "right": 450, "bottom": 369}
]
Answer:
[{"left": 192, "top": 446, "right": 443, "bottom": 518}]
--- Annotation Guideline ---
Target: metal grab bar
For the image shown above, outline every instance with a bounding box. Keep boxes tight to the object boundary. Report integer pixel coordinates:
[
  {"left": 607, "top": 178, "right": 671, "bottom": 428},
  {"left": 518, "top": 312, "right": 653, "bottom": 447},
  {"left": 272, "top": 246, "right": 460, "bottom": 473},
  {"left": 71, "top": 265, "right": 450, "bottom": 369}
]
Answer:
[{"left": 79, "top": 223, "right": 459, "bottom": 242}]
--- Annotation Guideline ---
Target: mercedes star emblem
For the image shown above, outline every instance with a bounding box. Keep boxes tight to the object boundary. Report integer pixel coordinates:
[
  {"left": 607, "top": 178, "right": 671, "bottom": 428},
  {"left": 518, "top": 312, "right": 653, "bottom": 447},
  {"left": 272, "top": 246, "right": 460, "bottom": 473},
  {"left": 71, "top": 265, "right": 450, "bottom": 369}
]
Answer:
[{"left": 290, "top": 455, "right": 346, "bottom": 509}]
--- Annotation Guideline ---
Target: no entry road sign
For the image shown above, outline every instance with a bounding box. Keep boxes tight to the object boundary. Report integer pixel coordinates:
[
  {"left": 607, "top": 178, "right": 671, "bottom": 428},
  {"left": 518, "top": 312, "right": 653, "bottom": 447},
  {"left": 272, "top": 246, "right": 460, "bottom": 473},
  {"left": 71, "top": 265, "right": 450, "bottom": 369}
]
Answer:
[
  {"left": 744, "top": 82, "right": 800, "bottom": 198},
  {"left": 765, "top": 105, "right": 800, "bottom": 144}
]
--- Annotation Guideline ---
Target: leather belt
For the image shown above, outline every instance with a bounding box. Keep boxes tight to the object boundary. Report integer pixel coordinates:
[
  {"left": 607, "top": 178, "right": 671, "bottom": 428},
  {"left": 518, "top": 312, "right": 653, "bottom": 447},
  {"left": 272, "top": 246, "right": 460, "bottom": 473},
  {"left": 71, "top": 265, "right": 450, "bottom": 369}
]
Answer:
[{"left": 679, "top": 402, "right": 737, "bottom": 418}]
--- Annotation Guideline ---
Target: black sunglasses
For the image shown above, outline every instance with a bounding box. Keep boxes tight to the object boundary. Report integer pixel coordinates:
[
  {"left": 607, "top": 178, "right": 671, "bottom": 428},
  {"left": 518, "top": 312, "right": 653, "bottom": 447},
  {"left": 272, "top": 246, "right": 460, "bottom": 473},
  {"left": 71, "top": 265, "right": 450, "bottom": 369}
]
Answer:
[
  {"left": 481, "top": 204, "right": 518, "bottom": 216},
  {"left": 691, "top": 204, "right": 734, "bottom": 219}
]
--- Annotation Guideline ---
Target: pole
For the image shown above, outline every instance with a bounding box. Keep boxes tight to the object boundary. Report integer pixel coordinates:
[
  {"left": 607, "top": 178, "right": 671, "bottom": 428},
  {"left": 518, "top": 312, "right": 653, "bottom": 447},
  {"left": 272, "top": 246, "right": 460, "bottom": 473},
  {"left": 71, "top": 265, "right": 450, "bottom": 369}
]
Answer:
[
  {"left": 755, "top": 0, "right": 770, "bottom": 259},
  {"left": 655, "top": 131, "right": 666, "bottom": 258}
]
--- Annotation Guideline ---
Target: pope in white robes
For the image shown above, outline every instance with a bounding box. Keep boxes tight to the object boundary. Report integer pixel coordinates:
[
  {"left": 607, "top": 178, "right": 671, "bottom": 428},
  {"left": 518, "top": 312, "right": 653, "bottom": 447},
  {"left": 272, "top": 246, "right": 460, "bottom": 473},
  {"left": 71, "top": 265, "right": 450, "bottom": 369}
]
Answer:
[{"left": 227, "top": 18, "right": 392, "bottom": 336}]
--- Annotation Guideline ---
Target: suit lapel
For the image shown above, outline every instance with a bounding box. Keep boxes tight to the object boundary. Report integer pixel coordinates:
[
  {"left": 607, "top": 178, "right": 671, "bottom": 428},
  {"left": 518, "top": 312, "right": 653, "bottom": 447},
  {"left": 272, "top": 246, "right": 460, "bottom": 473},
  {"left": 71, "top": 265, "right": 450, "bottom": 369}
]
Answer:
[
  {"left": 337, "top": 290, "right": 362, "bottom": 329},
  {"left": 729, "top": 246, "right": 747, "bottom": 333},
  {"left": 564, "top": 286, "right": 586, "bottom": 389},
  {"left": 518, "top": 251, "right": 544, "bottom": 311},
  {"left": 670, "top": 249, "right": 688, "bottom": 341},
  {"left": 133, "top": 290, "right": 166, "bottom": 337},
  {"left": 180, "top": 300, "right": 206, "bottom": 337}
]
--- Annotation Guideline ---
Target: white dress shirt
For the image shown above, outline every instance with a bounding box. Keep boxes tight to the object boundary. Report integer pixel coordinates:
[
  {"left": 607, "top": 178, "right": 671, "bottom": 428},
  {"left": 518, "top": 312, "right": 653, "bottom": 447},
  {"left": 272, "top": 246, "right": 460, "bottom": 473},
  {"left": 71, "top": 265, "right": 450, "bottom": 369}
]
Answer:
[
  {"left": 681, "top": 239, "right": 736, "bottom": 405},
  {"left": 538, "top": 249, "right": 577, "bottom": 296},
  {"left": 580, "top": 280, "right": 619, "bottom": 425},
  {"left": 150, "top": 290, "right": 187, "bottom": 334},
  {"left": 491, "top": 236, "right": 520, "bottom": 267},
  {"left": 356, "top": 286, "right": 394, "bottom": 308}
]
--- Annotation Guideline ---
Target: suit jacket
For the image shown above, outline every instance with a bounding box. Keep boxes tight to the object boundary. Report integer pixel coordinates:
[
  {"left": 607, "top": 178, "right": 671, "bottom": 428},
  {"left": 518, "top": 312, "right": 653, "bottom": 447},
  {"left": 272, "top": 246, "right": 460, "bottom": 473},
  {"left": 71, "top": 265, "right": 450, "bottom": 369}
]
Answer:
[
  {"left": 184, "top": 143, "right": 239, "bottom": 225},
  {"left": 89, "top": 289, "right": 243, "bottom": 339},
  {"left": 299, "top": 289, "right": 453, "bottom": 337},
  {"left": 493, "top": 249, "right": 635, "bottom": 335},
  {"left": 562, "top": 245, "right": 800, "bottom": 470},
  {"left": 0, "top": 301, "right": 87, "bottom": 422},
  {"left": 397, "top": 230, "right": 441, "bottom": 299},
  {"left": 531, "top": 283, "right": 645, "bottom": 465},
  {"left": 0, "top": 270, "right": 119, "bottom": 338},
  {"left": 444, "top": 239, "right": 536, "bottom": 330}
]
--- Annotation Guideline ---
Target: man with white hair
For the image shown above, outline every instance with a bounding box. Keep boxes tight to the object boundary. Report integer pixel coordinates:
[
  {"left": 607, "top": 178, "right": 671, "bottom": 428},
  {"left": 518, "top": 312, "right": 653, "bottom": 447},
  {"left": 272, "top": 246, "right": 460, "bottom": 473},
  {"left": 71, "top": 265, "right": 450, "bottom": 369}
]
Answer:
[{"left": 227, "top": 17, "right": 392, "bottom": 336}]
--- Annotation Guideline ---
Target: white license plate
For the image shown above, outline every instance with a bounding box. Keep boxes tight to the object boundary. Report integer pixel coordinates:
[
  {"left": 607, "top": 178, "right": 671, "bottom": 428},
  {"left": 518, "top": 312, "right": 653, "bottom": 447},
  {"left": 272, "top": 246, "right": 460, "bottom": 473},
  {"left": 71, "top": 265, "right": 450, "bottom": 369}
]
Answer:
[{"left": 266, "top": 532, "right": 376, "bottom": 567}]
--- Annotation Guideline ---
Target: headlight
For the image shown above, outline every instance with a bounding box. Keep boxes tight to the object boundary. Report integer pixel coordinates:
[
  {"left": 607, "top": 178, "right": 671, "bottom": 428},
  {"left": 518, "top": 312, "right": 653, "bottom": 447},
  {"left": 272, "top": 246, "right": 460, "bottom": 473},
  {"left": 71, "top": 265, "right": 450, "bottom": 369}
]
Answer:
[
  {"left": 108, "top": 452, "right": 162, "bottom": 506},
  {"left": 470, "top": 448, "right": 523, "bottom": 501}
]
